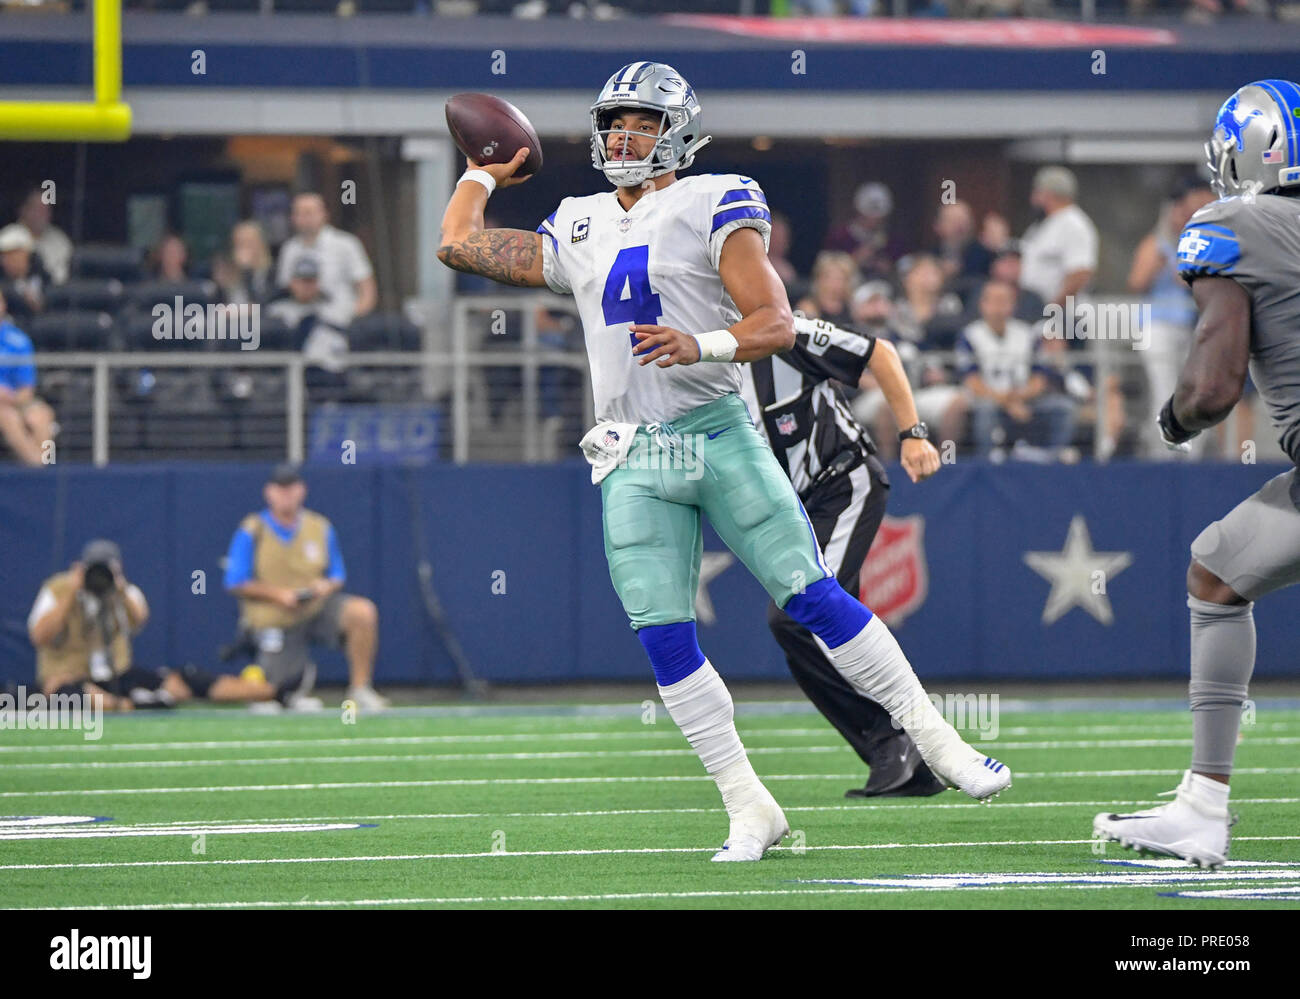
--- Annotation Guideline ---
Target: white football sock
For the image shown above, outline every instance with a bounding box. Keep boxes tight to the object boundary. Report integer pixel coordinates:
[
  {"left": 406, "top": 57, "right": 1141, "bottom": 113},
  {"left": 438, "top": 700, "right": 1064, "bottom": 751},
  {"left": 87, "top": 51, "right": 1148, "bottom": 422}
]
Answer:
[
  {"left": 1183, "top": 770, "right": 1231, "bottom": 811},
  {"left": 658, "top": 660, "right": 765, "bottom": 815},
  {"left": 822, "top": 615, "right": 968, "bottom": 770}
]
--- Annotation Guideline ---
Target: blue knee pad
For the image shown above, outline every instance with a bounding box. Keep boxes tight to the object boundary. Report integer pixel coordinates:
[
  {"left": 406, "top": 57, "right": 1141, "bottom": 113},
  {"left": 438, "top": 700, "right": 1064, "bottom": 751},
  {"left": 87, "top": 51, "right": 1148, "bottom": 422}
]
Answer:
[
  {"left": 638, "top": 621, "right": 706, "bottom": 687},
  {"left": 783, "top": 576, "right": 873, "bottom": 649}
]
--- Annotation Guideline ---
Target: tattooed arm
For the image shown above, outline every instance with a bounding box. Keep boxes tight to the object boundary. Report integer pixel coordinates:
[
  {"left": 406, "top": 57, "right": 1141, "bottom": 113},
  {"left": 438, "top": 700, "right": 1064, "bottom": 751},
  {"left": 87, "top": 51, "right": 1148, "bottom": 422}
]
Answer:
[{"left": 437, "top": 147, "right": 547, "bottom": 288}]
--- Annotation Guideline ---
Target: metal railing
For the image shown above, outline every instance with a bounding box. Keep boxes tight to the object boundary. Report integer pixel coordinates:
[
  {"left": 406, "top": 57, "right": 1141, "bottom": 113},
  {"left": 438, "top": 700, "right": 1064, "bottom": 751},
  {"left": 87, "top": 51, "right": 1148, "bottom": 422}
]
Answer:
[
  {"left": 30, "top": 292, "right": 592, "bottom": 466},
  {"left": 27, "top": 293, "right": 1278, "bottom": 466}
]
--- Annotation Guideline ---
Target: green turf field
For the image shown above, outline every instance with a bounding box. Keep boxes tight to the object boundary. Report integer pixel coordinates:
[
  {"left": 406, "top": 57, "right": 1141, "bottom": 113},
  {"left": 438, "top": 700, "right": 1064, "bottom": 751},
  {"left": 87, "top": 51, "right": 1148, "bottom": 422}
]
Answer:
[{"left": 2, "top": 697, "right": 1298, "bottom": 910}]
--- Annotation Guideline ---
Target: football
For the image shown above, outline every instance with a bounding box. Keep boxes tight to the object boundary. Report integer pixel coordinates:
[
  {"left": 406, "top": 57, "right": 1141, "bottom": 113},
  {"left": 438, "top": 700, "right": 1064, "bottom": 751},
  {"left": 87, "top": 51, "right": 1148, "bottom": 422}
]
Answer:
[{"left": 444, "top": 92, "right": 544, "bottom": 178}]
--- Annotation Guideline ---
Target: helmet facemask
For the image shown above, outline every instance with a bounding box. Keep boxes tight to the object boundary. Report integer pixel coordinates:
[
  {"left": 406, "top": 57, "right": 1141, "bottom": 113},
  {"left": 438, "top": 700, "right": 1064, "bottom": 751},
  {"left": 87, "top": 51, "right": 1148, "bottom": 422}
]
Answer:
[
  {"left": 1206, "top": 130, "right": 1265, "bottom": 200},
  {"left": 592, "top": 106, "right": 674, "bottom": 187}
]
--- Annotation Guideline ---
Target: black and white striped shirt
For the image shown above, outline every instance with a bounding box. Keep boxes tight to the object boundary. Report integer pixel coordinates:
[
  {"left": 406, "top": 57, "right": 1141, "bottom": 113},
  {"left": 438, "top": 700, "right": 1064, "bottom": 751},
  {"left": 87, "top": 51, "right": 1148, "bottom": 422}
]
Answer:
[{"left": 740, "top": 315, "right": 877, "bottom": 496}]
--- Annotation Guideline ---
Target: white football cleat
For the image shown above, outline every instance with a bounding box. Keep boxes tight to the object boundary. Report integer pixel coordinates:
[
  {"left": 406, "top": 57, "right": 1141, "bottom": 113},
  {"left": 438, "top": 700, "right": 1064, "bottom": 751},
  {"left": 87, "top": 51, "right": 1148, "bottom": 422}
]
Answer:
[
  {"left": 930, "top": 749, "right": 1012, "bottom": 802},
  {"left": 711, "top": 794, "right": 789, "bottom": 862},
  {"left": 346, "top": 685, "right": 391, "bottom": 711},
  {"left": 1093, "top": 772, "right": 1234, "bottom": 869}
]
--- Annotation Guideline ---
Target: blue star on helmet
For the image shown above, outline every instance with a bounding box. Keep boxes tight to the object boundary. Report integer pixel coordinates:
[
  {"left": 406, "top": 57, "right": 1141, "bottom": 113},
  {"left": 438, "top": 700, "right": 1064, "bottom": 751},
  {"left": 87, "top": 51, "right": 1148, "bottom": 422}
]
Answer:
[{"left": 1218, "top": 94, "right": 1264, "bottom": 152}]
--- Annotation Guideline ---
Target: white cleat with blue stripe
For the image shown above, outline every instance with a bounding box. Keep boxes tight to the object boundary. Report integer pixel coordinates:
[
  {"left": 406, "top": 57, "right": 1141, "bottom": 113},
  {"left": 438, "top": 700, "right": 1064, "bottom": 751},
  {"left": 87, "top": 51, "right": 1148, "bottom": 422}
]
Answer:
[
  {"left": 711, "top": 795, "right": 790, "bottom": 863},
  {"left": 938, "top": 752, "right": 1012, "bottom": 802}
]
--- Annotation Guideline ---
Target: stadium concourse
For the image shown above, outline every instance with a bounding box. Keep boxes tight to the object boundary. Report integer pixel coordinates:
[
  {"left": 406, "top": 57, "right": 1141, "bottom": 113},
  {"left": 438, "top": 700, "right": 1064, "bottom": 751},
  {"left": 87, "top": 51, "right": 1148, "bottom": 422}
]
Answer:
[{"left": 0, "top": 5, "right": 1297, "bottom": 952}]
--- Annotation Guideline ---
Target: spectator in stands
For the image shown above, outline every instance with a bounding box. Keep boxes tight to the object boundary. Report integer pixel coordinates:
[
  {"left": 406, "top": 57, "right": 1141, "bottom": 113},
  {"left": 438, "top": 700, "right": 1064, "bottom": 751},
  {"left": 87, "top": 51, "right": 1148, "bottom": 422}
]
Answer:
[
  {"left": 892, "top": 252, "right": 966, "bottom": 348},
  {"left": 768, "top": 211, "right": 801, "bottom": 297},
  {"left": 978, "top": 209, "right": 1013, "bottom": 258},
  {"left": 1128, "top": 175, "right": 1216, "bottom": 458},
  {"left": 988, "top": 247, "right": 1045, "bottom": 324},
  {"left": 16, "top": 187, "right": 72, "bottom": 286},
  {"left": 0, "top": 290, "right": 55, "bottom": 467},
  {"left": 0, "top": 223, "right": 47, "bottom": 325},
  {"left": 224, "top": 463, "right": 388, "bottom": 711},
  {"left": 149, "top": 233, "right": 190, "bottom": 283},
  {"left": 536, "top": 305, "right": 583, "bottom": 459},
  {"left": 1186, "top": 0, "right": 1271, "bottom": 24},
  {"left": 267, "top": 255, "right": 350, "bottom": 378},
  {"left": 1019, "top": 166, "right": 1097, "bottom": 312},
  {"left": 823, "top": 181, "right": 901, "bottom": 281},
  {"left": 215, "top": 220, "right": 276, "bottom": 307},
  {"left": 932, "top": 201, "right": 993, "bottom": 284},
  {"left": 1019, "top": 165, "right": 1123, "bottom": 458},
  {"left": 796, "top": 251, "right": 859, "bottom": 328},
  {"left": 959, "top": 279, "right": 1075, "bottom": 459},
  {"left": 848, "top": 280, "right": 968, "bottom": 459},
  {"left": 277, "top": 192, "right": 376, "bottom": 326},
  {"left": 28, "top": 539, "right": 285, "bottom": 713}
]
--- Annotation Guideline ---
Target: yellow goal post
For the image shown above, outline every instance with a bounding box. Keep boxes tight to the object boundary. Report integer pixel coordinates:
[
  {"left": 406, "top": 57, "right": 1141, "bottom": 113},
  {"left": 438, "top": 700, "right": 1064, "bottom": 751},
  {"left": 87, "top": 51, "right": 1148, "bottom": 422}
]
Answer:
[{"left": 0, "top": 0, "right": 131, "bottom": 142}]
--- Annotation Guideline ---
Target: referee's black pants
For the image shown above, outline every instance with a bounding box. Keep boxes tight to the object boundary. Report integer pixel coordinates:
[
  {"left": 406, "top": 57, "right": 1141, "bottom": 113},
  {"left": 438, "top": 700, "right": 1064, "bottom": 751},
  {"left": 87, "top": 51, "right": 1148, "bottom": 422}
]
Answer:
[{"left": 766, "top": 453, "right": 914, "bottom": 768}]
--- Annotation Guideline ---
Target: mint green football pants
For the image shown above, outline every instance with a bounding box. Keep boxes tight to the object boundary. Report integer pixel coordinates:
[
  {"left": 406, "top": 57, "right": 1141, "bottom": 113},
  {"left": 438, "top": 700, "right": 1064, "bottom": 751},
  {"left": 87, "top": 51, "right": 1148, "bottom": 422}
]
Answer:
[{"left": 600, "top": 392, "right": 831, "bottom": 630}]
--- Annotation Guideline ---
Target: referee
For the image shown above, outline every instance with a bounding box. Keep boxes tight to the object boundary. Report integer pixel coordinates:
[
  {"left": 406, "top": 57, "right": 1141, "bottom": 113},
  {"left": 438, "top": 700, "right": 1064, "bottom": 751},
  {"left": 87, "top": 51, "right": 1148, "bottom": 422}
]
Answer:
[{"left": 741, "top": 314, "right": 946, "bottom": 798}]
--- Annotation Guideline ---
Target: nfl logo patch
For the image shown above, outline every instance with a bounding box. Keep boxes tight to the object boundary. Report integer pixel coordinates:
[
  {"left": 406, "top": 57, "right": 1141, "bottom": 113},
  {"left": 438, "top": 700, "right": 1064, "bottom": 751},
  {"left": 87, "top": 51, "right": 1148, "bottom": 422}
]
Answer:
[
  {"left": 603, "top": 430, "right": 621, "bottom": 447},
  {"left": 618, "top": 217, "right": 632, "bottom": 233},
  {"left": 776, "top": 413, "right": 797, "bottom": 435}
]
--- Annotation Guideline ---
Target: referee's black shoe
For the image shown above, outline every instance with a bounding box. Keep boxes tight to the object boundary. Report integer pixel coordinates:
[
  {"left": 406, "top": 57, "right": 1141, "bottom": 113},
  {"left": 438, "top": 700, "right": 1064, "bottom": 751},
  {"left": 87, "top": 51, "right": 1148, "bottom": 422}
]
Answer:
[{"left": 847, "top": 737, "right": 947, "bottom": 798}]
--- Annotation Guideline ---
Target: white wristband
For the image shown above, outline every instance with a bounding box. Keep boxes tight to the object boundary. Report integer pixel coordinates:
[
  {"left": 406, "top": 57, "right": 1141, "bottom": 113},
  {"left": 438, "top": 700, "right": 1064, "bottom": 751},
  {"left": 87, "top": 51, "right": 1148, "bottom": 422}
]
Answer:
[
  {"left": 692, "top": 329, "right": 739, "bottom": 362},
  {"left": 459, "top": 169, "right": 497, "bottom": 196}
]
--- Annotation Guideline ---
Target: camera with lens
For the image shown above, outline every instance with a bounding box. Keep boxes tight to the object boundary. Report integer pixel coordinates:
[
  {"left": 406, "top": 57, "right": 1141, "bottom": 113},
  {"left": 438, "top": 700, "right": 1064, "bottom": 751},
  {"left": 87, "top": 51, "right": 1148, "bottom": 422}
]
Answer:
[
  {"left": 83, "top": 560, "right": 116, "bottom": 596},
  {"left": 80, "top": 539, "right": 123, "bottom": 597}
]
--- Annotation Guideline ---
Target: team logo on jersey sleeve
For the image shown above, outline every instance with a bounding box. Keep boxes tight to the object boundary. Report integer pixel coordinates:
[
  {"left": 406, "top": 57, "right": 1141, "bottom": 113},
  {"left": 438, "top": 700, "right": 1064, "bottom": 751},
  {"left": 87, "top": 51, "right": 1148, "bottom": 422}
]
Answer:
[
  {"left": 571, "top": 218, "right": 590, "bottom": 243},
  {"left": 1176, "top": 224, "right": 1240, "bottom": 275}
]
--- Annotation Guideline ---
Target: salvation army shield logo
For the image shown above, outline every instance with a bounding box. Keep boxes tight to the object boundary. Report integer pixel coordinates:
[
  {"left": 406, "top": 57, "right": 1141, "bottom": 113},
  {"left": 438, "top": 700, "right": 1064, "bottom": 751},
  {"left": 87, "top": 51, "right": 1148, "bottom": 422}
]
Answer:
[{"left": 859, "top": 514, "right": 928, "bottom": 626}]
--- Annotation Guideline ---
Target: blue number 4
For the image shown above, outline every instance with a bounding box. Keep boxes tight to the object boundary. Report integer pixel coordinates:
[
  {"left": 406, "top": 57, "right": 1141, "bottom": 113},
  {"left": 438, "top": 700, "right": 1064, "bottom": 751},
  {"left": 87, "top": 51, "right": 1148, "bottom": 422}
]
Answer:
[{"left": 601, "top": 245, "right": 662, "bottom": 343}]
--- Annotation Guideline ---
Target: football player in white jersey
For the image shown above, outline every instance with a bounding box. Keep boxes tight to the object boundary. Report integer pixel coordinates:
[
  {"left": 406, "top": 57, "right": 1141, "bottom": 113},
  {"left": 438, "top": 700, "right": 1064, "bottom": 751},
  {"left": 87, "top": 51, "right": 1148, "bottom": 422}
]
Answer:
[{"left": 440, "top": 62, "right": 1010, "bottom": 861}]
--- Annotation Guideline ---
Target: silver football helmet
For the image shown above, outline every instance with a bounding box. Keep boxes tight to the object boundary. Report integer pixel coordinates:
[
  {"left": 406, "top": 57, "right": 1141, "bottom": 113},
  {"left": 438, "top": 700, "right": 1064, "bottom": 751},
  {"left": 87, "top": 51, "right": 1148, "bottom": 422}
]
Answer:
[
  {"left": 590, "top": 62, "right": 712, "bottom": 187},
  {"left": 1205, "top": 80, "right": 1300, "bottom": 198}
]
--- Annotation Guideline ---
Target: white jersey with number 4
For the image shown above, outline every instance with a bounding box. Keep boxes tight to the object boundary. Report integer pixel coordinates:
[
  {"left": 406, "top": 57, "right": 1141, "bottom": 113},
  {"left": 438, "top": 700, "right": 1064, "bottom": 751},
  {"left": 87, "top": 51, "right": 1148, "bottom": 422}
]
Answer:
[{"left": 537, "top": 173, "right": 771, "bottom": 426}]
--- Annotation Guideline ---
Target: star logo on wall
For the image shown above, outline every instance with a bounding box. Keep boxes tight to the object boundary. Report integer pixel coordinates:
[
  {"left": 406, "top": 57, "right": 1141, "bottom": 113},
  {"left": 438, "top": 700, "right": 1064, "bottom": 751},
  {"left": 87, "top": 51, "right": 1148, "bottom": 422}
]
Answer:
[
  {"left": 1023, "top": 515, "right": 1133, "bottom": 626},
  {"left": 694, "top": 551, "right": 735, "bottom": 626}
]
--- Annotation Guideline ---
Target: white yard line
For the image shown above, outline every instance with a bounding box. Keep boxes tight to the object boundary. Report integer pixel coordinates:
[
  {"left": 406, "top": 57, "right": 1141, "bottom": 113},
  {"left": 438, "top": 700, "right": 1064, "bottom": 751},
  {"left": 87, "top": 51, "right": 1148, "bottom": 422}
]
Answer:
[
  {"left": 0, "top": 822, "right": 365, "bottom": 841},
  {"left": 6, "top": 737, "right": 1299, "bottom": 771},
  {"left": 13, "top": 738, "right": 1291, "bottom": 771},
  {"left": 83, "top": 798, "right": 1300, "bottom": 827},
  {"left": 0, "top": 730, "right": 813, "bottom": 754},
  {"left": 4, "top": 766, "right": 1299, "bottom": 798},
  {"left": 4, "top": 719, "right": 1296, "bottom": 755},
  {"left": 25, "top": 874, "right": 1300, "bottom": 910},
  {"left": 3, "top": 836, "right": 1299, "bottom": 874},
  {"left": 0, "top": 839, "right": 1157, "bottom": 872}
]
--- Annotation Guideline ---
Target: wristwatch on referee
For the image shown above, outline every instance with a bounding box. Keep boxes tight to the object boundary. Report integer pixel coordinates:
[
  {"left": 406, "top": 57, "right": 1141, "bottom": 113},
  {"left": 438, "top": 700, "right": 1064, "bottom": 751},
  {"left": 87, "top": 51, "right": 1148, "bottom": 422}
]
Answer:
[{"left": 898, "top": 422, "right": 930, "bottom": 444}]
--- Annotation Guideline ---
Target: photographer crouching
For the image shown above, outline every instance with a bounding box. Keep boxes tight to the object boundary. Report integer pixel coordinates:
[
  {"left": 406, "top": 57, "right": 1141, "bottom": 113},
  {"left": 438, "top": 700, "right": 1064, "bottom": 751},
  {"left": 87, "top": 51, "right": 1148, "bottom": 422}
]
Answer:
[{"left": 27, "top": 539, "right": 287, "bottom": 711}]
